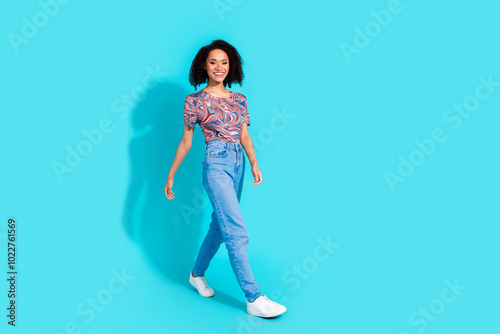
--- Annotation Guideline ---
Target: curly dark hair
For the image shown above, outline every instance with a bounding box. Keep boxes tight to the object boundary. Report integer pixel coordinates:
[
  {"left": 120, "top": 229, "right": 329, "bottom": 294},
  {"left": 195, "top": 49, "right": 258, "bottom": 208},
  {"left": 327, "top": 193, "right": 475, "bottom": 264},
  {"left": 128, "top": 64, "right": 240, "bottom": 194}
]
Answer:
[{"left": 189, "top": 39, "right": 244, "bottom": 90}]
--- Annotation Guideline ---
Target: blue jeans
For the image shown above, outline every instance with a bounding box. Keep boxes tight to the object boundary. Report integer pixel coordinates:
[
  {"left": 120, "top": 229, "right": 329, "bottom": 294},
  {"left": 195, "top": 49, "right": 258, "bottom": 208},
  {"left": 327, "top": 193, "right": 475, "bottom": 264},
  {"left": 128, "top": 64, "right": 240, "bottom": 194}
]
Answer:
[{"left": 192, "top": 140, "right": 262, "bottom": 303}]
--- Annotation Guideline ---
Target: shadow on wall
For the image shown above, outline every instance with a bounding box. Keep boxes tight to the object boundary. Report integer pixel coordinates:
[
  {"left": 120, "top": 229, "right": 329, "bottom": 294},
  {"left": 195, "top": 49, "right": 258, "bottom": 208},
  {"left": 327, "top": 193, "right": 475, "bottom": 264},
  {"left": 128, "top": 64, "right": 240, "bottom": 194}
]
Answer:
[{"left": 122, "top": 80, "right": 206, "bottom": 286}]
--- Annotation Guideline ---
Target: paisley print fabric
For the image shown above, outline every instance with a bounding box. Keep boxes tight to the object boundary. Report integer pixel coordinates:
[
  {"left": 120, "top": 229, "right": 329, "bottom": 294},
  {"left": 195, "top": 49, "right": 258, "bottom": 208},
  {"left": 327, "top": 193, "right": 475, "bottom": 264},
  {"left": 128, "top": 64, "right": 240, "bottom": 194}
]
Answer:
[{"left": 183, "top": 89, "right": 251, "bottom": 144}]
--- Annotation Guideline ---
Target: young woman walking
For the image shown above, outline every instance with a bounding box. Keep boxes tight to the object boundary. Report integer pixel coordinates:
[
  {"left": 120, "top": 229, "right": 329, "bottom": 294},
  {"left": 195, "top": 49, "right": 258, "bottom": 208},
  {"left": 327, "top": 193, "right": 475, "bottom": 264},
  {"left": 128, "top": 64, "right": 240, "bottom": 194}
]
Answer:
[{"left": 164, "top": 39, "right": 286, "bottom": 318}]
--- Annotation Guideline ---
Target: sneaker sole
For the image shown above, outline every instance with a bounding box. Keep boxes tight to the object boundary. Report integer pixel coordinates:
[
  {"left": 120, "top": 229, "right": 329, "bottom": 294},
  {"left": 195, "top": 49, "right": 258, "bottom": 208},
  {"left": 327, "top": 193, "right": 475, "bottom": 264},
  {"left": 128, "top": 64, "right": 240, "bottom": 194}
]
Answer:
[
  {"left": 247, "top": 307, "right": 286, "bottom": 318},
  {"left": 189, "top": 276, "right": 214, "bottom": 297}
]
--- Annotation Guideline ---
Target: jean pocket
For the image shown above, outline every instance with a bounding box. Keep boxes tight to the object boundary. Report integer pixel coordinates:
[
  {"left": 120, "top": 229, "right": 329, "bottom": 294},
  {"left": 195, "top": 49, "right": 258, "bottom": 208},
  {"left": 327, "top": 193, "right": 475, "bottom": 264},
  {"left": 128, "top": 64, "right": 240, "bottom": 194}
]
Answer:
[{"left": 206, "top": 146, "right": 228, "bottom": 158}]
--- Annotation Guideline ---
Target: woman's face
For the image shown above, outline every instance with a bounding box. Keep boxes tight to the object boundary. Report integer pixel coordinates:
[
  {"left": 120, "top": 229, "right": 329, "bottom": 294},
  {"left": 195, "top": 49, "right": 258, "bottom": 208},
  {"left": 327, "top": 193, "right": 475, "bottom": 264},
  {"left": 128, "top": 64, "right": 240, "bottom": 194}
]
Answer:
[{"left": 204, "top": 49, "right": 229, "bottom": 85}]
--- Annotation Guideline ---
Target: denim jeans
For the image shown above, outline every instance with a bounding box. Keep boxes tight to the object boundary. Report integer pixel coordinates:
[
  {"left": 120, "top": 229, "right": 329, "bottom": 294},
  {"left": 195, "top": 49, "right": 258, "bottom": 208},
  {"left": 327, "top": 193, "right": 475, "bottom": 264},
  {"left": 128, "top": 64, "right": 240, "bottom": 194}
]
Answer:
[{"left": 192, "top": 140, "right": 262, "bottom": 303}]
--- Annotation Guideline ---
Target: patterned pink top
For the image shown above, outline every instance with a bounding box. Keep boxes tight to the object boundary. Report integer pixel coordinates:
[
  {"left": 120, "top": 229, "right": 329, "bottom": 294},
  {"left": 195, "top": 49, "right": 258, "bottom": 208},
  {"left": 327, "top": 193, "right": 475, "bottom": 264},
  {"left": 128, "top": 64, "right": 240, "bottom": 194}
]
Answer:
[{"left": 183, "top": 89, "right": 251, "bottom": 144}]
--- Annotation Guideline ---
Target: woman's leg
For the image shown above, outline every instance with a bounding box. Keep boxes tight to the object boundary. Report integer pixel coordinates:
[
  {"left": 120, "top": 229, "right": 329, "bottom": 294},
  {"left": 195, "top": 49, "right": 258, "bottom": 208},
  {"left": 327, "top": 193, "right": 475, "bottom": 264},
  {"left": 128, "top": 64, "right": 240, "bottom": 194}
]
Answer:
[
  {"left": 202, "top": 148, "right": 261, "bottom": 303},
  {"left": 192, "top": 153, "right": 246, "bottom": 278},
  {"left": 192, "top": 211, "right": 223, "bottom": 277}
]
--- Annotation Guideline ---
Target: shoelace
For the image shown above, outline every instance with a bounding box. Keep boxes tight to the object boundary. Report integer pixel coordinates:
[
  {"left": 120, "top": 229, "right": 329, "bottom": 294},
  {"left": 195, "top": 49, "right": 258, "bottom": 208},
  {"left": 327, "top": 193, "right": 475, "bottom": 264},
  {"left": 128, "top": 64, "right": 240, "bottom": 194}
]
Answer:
[
  {"left": 198, "top": 277, "right": 209, "bottom": 289},
  {"left": 260, "top": 295, "right": 277, "bottom": 310}
]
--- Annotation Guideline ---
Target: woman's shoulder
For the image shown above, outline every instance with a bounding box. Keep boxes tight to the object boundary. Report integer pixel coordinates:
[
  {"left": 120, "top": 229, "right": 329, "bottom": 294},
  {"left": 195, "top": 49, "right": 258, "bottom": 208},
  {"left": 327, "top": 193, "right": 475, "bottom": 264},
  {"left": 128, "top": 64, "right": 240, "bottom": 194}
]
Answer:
[
  {"left": 185, "top": 89, "right": 205, "bottom": 100},
  {"left": 232, "top": 91, "right": 247, "bottom": 101}
]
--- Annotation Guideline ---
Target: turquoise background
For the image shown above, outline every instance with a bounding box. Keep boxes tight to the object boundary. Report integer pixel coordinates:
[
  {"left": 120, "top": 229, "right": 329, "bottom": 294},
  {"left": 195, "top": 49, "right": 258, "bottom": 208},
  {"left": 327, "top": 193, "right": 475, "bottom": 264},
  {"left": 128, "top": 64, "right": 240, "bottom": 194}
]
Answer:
[{"left": 1, "top": 0, "right": 499, "bottom": 333}]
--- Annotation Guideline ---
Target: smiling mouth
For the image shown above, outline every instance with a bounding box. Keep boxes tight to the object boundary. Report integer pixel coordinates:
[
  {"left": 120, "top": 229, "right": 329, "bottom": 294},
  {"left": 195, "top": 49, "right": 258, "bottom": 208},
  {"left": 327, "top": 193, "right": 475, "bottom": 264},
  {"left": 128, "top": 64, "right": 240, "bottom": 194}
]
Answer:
[{"left": 213, "top": 72, "right": 225, "bottom": 77}]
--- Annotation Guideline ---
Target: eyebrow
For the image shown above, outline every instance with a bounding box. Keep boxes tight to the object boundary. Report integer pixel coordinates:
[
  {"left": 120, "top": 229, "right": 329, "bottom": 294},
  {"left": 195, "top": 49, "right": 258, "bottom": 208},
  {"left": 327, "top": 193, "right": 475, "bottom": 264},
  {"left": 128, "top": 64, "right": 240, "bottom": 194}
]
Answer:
[{"left": 209, "top": 59, "right": 228, "bottom": 61}]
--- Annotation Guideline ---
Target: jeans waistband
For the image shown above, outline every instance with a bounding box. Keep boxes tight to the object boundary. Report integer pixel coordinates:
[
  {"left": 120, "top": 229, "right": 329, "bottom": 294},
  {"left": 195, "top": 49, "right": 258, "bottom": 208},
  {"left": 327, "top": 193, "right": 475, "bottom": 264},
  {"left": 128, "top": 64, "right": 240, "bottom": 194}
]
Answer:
[{"left": 206, "top": 140, "right": 242, "bottom": 151}]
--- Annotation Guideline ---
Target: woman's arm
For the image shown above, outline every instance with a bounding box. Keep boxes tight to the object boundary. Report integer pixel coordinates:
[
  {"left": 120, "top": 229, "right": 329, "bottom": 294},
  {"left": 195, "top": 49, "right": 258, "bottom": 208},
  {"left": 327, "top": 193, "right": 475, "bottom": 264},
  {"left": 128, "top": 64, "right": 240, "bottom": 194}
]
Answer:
[
  {"left": 240, "top": 123, "right": 263, "bottom": 186},
  {"left": 164, "top": 126, "right": 194, "bottom": 199}
]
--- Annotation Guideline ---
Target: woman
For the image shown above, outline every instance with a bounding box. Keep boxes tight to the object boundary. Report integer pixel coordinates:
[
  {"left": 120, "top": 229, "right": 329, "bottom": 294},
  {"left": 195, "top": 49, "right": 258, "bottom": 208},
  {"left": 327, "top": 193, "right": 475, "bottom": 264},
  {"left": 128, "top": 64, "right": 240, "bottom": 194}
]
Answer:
[{"left": 164, "top": 39, "right": 286, "bottom": 318}]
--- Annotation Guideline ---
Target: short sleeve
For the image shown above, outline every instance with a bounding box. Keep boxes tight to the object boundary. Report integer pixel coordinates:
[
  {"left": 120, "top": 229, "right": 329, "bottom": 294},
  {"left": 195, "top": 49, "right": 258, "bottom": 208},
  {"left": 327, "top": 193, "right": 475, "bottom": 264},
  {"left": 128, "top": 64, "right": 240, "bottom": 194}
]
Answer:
[
  {"left": 183, "top": 96, "right": 199, "bottom": 128},
  {"left": 241, "top": 95, "right": 250, "bottom": 126}
]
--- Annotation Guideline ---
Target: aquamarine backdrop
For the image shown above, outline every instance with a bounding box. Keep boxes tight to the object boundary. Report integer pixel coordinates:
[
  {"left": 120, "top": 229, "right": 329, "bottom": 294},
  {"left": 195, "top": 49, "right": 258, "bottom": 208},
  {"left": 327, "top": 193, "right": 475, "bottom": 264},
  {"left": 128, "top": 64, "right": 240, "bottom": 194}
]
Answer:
[{"left": 1, "top": 0, "right": 499, "bottom": 333}]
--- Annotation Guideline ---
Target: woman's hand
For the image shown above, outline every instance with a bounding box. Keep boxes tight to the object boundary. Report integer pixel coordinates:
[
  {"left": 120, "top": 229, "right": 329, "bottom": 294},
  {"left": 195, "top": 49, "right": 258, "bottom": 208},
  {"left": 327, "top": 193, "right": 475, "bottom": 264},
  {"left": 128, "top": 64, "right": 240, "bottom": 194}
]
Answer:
[
  {"left": 165, "top": 177, "right": 175, "bottom": 200},
  {"left": 251, "top": 165, "right": 262, "bottom": 186},
  {"left": 240, "top": 124, "right": 262, "bottom": 186}
]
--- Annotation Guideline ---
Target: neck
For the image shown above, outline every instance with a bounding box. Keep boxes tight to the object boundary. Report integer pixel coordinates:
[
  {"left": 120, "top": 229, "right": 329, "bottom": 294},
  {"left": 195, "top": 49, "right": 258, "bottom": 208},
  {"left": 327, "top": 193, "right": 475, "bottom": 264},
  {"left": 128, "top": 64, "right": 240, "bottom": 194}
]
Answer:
[{"left": 204, "top": 80, "right": 227, "bottom": 92}]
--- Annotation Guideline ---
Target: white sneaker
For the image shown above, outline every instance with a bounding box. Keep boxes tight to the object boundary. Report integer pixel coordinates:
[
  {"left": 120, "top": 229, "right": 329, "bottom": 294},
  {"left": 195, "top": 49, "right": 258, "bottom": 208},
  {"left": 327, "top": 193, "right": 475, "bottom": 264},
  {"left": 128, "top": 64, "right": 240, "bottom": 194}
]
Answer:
[
  {"left": 189, "top": 271, "right": 214, "bottom": 297},
  {"left": 247, "top": 295, "right": 287, "bottom": 318}
]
